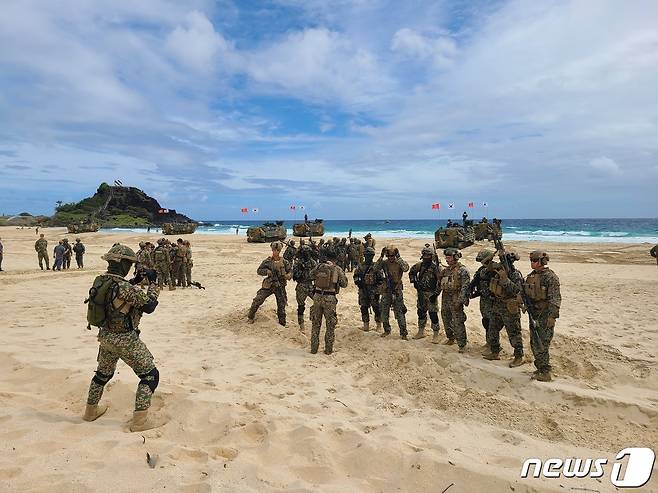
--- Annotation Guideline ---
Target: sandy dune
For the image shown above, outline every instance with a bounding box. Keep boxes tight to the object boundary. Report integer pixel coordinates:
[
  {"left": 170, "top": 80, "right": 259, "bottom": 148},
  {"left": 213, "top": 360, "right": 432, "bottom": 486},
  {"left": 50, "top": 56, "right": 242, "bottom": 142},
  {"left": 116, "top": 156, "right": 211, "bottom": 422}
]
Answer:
[{"left": 1, "top": 226, "right": 656, "bottom": 492}]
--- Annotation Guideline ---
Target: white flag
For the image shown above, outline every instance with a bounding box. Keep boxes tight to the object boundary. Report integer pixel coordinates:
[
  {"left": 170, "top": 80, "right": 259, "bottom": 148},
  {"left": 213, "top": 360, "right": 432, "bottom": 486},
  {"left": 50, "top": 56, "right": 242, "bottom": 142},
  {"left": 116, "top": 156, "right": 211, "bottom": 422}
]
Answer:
[
  {"left": 252, "top": 208, "right": 259, "bottom": 213},
  {"left": 299, "top": 205, "right": 305, "bottom": 210},
  {"left": 448, "top": 203, "right": 455, "bottom": 209},
  {"left": 482, "top": 202, "right": 488, "bottom": 207}
]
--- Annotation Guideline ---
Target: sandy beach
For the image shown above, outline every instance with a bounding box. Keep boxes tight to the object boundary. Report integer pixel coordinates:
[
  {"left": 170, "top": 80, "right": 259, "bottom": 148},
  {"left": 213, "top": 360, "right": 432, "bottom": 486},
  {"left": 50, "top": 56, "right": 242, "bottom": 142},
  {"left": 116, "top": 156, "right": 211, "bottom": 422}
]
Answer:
[{"left": 0, "top": 226, "right": 656, "bottom": 493}]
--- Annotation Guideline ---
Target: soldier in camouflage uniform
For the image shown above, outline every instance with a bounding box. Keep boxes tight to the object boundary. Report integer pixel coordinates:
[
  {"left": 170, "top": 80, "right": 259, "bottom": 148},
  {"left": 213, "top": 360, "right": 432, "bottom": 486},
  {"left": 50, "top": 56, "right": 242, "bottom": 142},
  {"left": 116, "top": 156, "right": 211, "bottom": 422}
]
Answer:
[
  {"left": 353, "top": 247, "right": 384, "bottom": 332},
  {"left": 184, "top": 240, "right": 193, "bottom": 287},
  {"left": 469, "top": 249, "right": 497, "bottom": 346},
  {"left": 82, "top": 244, "right": 161, "bottom": 432},
  {"left": 63, "top": 238, "right": 73, "bottom": 270},
  {"left": 439, "top": 248, "right": 471, "bottom": 352},
  {"left": 283, "top": 240, "right": 297, "bottom": 263},
  {"left": 337, "top": 238, "right": 348, "bottom": 270},
  {"left": 409, "top": 245, "right": 443, "bottom": 341},
  {"left": 651, "top": 244, "right": 658, "bottom": 265},
  {"left": 375, "top": 245, "right": 410, "bottom": 339},
  {"left": 153, "top": 238, "right": 175, "bottom": 290},
  {"left": 309, "top": 249, "right": 348, "bottom": 354},
  {"left": 73, "top": 238, "right": 86, "bottom": 268},
  {"left": 364, "top": 233, "right": 376, "bottom": 250},
  {"left": 293, "top": 244, "right": 318, "bottom": 332},
  {"left": 483, "top": 252, "right": 525, "bottom": 368},
  {"left": 524, "top": 250, "right": 561, "bottom": 382},
  {"left": 136, "top": 242, "right": 149, "bottom": 268},
  {"left": 34, "top": 233, "right": 50, "bottom": 270},
  {"left": 248, "top": 242, "right": 292, "bottom": 326},
  {"left": 347, "top": 238, "right": 359, "bottom": 272},
  {"left": 171, "top": 239, "right": 186, "bottom": 287}
]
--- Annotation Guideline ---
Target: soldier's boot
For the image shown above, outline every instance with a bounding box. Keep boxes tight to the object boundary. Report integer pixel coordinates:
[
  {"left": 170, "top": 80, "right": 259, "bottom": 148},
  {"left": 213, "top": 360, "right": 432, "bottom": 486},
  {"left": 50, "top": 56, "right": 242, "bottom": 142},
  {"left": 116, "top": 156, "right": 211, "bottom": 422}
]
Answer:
[
  {"left": 380, "top": 329, "right": 391, "bottom": 338},
  {"left": 82, "top": 403, "right": 108, "bottom": 422},
  {"left": 361, "top": 321, "right": 370, "bottom": 332},
  {"left": 129, "top": 409, "right": 161, "bottom": 432},
  {"left": 532, "top": 371, "right": 552, "bottom": 382},
  {"left": 483, "top": 352, "right": 500, "bottom": 360},
  {"left": 168, "top": 283, "right": 176, "bottom": 291},
  {"left": 481, "top": 348, "right": 493, "bottom": 357},
  {"left": 375, "top": 321, "right": 382, "bottom": 331},
  {"left": 509, "top": 355, "right": 525, "bottom": 368},
  {"left": 458, "top": 343, "right": 467, "bottom": 354},
  {"left": 412, "top": 324, "right": 426, "bottom": 340},
  {"left": 324, "top": 345, "right": 333, "bottom": 355},
  {"left": 431, "top": 331, "right": 441, "bottom": 344},
  {"left": 247, "top": 308, "right": 256, "bottom": 324},
  {"left": 443, "top": 338, "right": 455, "bottom": 345},
  {"left": 297, "top": 316, "right": 305, "bottom": 332}
]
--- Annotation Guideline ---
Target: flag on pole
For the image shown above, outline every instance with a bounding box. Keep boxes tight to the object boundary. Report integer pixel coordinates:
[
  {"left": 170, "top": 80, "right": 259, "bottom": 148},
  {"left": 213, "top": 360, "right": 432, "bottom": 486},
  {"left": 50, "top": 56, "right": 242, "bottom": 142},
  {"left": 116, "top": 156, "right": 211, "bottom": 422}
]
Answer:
[
  {"left": 431, "top": 203, "right": 440, "bottom": 210},
  {"left": 252, "top": 208, "right": 259, "bottom": 213},
  {"left": 299, "top": 205, "right": 305, "bottom": 210},
  {"left": 240, "top": 208, "right": 248, "bottom": 213},
  {"left": 482, "top": 202, "right": 488, "bottom": 207},
  {"left": 290, "top": 205, "right": 296, "bottom": 211},
  {"left": 448, "top": 203, "right": 455, "bottom": 209},
  {"left": 467, "top": 201, "right": 474, "bottom": 208}
]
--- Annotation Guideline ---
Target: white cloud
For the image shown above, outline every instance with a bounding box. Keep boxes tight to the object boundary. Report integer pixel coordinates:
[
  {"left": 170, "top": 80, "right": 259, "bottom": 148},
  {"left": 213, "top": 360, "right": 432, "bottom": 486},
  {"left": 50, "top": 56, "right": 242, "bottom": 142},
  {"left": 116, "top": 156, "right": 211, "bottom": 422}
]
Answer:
[
  {"left": 589, "top": 157, "right": 621, "bottom": 175},
  {"left": 391, "top": 28, "right": 457, "bottom": 68}
]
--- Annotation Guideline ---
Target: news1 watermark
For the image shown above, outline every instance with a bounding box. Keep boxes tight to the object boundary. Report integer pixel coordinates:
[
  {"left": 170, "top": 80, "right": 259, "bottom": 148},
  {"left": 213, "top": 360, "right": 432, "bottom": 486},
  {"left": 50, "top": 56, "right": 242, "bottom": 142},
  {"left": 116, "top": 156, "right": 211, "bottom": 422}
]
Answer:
[{"left": 521, "top": 447, "right": 655, "bottom": 488}]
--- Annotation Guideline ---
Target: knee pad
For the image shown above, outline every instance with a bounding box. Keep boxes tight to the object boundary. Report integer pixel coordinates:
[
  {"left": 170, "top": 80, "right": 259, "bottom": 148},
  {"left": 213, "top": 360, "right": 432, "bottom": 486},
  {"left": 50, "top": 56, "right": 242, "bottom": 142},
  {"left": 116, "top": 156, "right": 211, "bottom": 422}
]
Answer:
[
  {"left": 429, "top": 312, "right": 439, "bottom": 324},
  {"left": 138, "top": 367, "right": 160, "bottom": 394},
  {"left": 92, "top": 370, "right": 114, "bottom": 386},
  {"left": 297, "top": 305, "right": 305, "bottom": 316}
]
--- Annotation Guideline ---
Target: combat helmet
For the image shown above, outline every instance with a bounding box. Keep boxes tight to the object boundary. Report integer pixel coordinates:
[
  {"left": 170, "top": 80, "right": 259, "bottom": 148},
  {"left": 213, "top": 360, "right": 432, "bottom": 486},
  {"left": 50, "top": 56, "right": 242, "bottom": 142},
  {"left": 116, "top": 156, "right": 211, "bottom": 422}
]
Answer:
[
  {"left": 421, "top": 245, "right": 434, "bottom": 258},
  {"left": 270, "top": 241, "right": 284, "bottom": 251},
  {"left": 101, "top": 244, "right": 137, "bottom": 263},
  {"left": 529, "top": 250, "right": 549, "bottom": 265},
  {"left": 476, "top": 249, "right": 494, "bottom": 263},
  {"left": 444, "top": 247, "right": 462, "bottom": 259}
]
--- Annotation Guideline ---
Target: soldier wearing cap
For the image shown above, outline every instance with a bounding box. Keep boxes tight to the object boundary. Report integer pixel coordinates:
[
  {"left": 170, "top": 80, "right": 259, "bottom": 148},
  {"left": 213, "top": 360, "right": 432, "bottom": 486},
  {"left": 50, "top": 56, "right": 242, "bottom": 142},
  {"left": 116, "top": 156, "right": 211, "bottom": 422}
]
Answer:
[
  {"left": 524, "top": 250, "right": 561, "bottom": 381},
  {"left": 409, "top": 245, "right": 443, "bottom": 341},
  {"left": 439, "top": 247, "right": 471, "bottom": 352},
  {"left": 374, "top": 245, "right": 410, "bottom": 339},
  {"left": 483, "top": 252, "right": 525, "bottom": 367},
  {"left": 353, "top": 246, "right": 385, "bottom": 332},
  {"left": 469, "top": 249, "right": 497, "bottom": 346},
  {"left": 292, "top": 244, "right": 318, "bottom": 332},
  {"left": 153, "top": 238, "right": 174, "bottom": 290},
  {"left": 73, "top": 238, "right": 86, "bottom": 268},
  {"left": 248, "top": 241, "right": 292, "bottom": 326},
  {"left": 82, "top": 244, "right": 161, "bottom": 432}
]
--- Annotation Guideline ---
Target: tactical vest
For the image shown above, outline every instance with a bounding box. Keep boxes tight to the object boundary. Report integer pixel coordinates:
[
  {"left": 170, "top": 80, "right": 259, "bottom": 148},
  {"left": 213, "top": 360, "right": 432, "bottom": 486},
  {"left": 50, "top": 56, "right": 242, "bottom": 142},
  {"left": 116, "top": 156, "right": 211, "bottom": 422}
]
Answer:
[
  {"left": 153, "top": 247, "right": 168, "bottom": 263},
  {"left": 524, "top": 271, "right": 547, "bottom": 301},
  {"left": 416, "top": 263, "right": 438, "bottom": 291},
  {"left": 363, "top": 266, "right": 376, "bottom": 286},
  {"left": 262, "top": 259, "right": 285, "bottom": 289},
  {"left": 385, "top": 261, "right": 403, "bottom": 287},
  {"left": 314, "top": 263, "right": 338, "bottom": 292},
  {"left": 441, "top": 265, "right": 462, "bottom": 293}
]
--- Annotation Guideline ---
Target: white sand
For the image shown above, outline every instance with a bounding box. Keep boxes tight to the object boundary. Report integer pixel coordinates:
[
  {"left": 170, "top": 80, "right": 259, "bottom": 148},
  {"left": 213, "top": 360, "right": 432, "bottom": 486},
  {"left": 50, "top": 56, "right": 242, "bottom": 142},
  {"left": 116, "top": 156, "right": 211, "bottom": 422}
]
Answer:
[{"left": 0, "top": 226, "right": 656, "bottom": 492}]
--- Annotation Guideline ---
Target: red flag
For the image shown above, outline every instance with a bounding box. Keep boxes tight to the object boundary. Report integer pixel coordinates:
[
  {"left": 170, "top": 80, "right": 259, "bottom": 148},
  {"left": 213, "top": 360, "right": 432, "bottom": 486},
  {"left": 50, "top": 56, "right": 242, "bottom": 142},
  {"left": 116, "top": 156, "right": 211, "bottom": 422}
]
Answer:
[
  {"left": 431, "top": 203, "right": 440, "bottom": 210},
  {"left": 467, "top": 202, "right": 474, "bottom": 208},
  {"left": 240, "top": 208, "right": 248, "bottom": 213},
  {"left": 290, "top": 205, "right": 296, "bottom": 210}
]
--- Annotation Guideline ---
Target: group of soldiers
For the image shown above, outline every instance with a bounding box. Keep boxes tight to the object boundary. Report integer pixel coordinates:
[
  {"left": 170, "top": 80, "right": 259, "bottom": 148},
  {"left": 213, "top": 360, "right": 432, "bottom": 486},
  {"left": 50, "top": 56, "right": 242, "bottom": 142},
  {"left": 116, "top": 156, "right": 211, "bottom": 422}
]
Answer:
[
  {"left": 248, "top": 234, "right": 562, "bottom": 383},
  {"left": 34, "top": 233, "right": 86, "bottom": 270},
  {"left": 281, "top": 233, "right": 376, "bottom": 273},
  {"left": 134, "top": 238, "right": 194, "bottom": 290}
]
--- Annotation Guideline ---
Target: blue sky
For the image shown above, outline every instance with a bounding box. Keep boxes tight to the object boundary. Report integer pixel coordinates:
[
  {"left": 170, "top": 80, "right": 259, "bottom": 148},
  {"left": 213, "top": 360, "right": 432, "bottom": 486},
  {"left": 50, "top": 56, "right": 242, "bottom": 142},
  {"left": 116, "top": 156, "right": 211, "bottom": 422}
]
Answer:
[{"left": 1, "top": 0, "right": 657, "bottom": 219}]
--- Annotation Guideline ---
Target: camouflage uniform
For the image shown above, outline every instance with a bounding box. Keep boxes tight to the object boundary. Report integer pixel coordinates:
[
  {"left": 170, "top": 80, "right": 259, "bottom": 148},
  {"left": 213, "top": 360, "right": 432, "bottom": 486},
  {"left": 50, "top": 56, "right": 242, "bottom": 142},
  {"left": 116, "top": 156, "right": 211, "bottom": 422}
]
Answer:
[
  {"left": 63, "top": 239, "right": 72, "bottom": 269},
  {"left": 470, "top": 259, "right": 497, "bottom": 338},
  {"left": 184, "top": 241, "right": 193, "bottom": 287},
  {"left": 292, "top": 248, "right": 318, "bottom": 329},
  {"left": 73, "top": 240, "right": 86, "bottom": 268},
  {"left": 353, "top": 252, "right": 384, "bottom": 329},
  {"left": 375, "top": 251, "right": 410, "bottom": 338},
  {"left": 337, "top": 239, "right": 348, "bottom": 270},
  {"left": 85, "top": 244, "right": 161, "bottom": 425},
  {"left": 153, "top": 242, "right": 173, "bottom": 289},
  {"left": 171, "top": 242, "right": 185, "bottom": 287},
  {"left": 283, "top": 241, "right": 297, "bottom": 263},
  {"left": 488, "top": 265, "right": 525, "bottom": 358},
  {"left": 651, "top": 244, "right": 658, "bottom": 265},
  {"left": 0, "top": 238, "right": 3, "bottom": 271},
  {"left": 409, "top": 254, "right": 443, "bottom": 338},
  {"left": 524, "top": 260, "right": 561, "bottom": 375},
  {"left": 439, "top": 261, "right": 471, "bottom": 348},
  {"left": 309, "top": 260, "right": 348, "bottom": 354},
  {"left": 34, "top": 237, "right": 49, "bottom": 270},
  {"left": 248, "top": 256, "right": 292, "bottom": 325},
  {"left": 136, "top": 244, "right": 152, "bottom": 269},
  {"left": 347, "top": 239, "right": 360, "bottom": 272}
]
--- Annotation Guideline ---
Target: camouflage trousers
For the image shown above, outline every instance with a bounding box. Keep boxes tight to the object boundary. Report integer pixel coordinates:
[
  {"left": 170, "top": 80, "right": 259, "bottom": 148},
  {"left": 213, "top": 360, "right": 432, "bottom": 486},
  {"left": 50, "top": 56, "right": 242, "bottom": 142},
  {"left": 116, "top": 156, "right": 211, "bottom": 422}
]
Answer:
[
  {"left": 310, "top": 293, "right": 338, "bottom": 353},
  {"left": 529, "top": 310, "right": 555, "bottom": 372},
  {"left": 172, "top": 261, "right": 184, "bottom": 286},
  {"left": 441, "top": 294, "right": 467, "bottom": 347},
  {"left": 185, "top": 263, "right": 192, "bottom": 286},
  {"left": 155, "top": 262, "right": 172, "bottom": 288},
  {"left": 86, "top": 330, "right": 156, "bottom": 411},
  {"left": 479, "top": 296, "right": 495, "bottom": 335},
  {"left": 358, "top": 287, "right": 381, "bottom": 323},
  {"left": 75, "top": 253, "right": 84, "bottom": 268},
  {"left": 37, "top": 251, "right": 49, "bottom": 269},
  {"left": 487, "top": 301, "right": 524, "bottom": 356},
  {"left": 380, "top": 288, "right": 407, "bottom": 336},
  {"left": 295, "top": 282, "right": 314, "bottom": 320},
  {"left": 249, "top": 287, "right": 287, "bottom": 324},
  {"left": 416, "top": 290, "right": 439, "bottom": 331}
]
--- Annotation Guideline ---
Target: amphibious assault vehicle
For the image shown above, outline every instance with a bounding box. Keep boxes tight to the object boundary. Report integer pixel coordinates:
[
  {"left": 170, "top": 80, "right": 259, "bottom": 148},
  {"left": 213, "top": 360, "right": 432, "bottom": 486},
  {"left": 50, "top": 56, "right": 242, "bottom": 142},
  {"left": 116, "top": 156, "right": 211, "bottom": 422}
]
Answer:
[
  {"left": 246, "top": 221, "right": 287, "bottom": 243},
  {"left": 162, "top": 222, "right": 198, "bottom": 235},
  {"left": 292, "top": 219, "right": 325, "bottom": 237},
  {"left": 434, "top": 224, "right": 475, "bottom": 250},
  {"left": 67, "top": 222, "right": 100, "bottom": 234}
]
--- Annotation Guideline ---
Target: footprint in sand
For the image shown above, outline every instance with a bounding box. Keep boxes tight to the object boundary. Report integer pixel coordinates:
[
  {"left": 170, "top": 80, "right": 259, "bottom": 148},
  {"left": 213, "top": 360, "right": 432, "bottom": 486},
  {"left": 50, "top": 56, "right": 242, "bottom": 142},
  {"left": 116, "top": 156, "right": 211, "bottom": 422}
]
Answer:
[
  {"left": 209, "top": 446, "right": 239, "bottom": 461},
  {"left": 0, "top": 467, "right": 22, "bottom": 480}
]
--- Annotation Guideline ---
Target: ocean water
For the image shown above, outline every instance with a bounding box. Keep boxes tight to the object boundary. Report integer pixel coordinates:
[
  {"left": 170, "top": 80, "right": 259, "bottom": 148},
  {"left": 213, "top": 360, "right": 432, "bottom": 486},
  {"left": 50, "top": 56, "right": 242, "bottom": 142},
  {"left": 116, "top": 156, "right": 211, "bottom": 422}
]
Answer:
[{"left": 107, "top": 218, "right": 658, "bottom": 244}]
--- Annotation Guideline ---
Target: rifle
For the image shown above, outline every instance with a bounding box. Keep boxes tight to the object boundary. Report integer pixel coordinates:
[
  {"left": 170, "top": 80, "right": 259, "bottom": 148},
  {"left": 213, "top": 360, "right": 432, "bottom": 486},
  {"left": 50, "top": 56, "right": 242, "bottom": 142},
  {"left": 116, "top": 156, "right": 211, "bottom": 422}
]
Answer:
[
  {"left": 355, "top": 263, "right": 373, "bottom": 314},
  {"left": 270, "top": 260, "right": 288, "bottom": 306},
  {"left": 491, "top": 232, "right": 544, "bottom": 352}
]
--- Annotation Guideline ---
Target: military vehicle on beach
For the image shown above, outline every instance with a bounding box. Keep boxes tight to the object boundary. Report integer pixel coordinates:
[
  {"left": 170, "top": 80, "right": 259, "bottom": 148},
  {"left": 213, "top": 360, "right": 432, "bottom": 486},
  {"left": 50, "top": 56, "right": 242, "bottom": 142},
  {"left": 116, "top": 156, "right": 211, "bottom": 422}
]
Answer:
[
  {"left": 247, "top": 221, "right": 287, "bottom": 243},
  {"left": 67, "top": 222, "right": 100, "bottom": 234},
  {"left": 162, "top": 222, "right": 198, "bottom": 235},
  {"left": 474, "top": 220, "right": 502, "bottom": 241},
  {"left": 292, "top": 219, "right": 325, "bottom": 237},
  {"left": 434, "top": 223, "right": 475, "bottom": 250}
]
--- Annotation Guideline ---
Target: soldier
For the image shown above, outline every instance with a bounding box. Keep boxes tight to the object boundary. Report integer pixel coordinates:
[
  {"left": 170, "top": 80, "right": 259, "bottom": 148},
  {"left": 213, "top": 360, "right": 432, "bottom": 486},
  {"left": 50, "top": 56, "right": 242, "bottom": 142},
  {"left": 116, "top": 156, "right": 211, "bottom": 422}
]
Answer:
[
  {"left": 483, "top": 252, "right": 525, "bottom": 367},
  {"left": 184, "top": 240, "right": 193, "bottom": 287},
  {"left": 35, "top": 233, "right": 50, "bottom": 270},
  {"left": 439, "top": 248, "right": 471, "bottom": 352},
  {"left": 524, "top": 251, "right": 561, "bottom": 382},
  {"left": 136, "top": 242, "right": 149, "bottom": 268},
  {"left": 337, "top": 238, "right": 348, "bottom": 270},
  {"left": 409, "top": 245, "right": 443, "bottom": 341},
  {"left": 292, "top": 244, "right": 318, "bottom": 332},
  {"left": 347, "top": 238, "right": 359, "bottom": 272},
  {"left": 353, "top": 246, "right": 384, "bottom": 332},
  {"left": 248, "top": 241, "right": 292, "bottom": 326},
  {"left": 63, "top": 238, "right": 73, "bottom": 269},
  {"left": 53, "top": 240, "right": 66, "bottom": 271},
  {"left": 309, "top": 249, "right": 348, "bottom": 354},
  {"left": 469, "top": 249, "right": 497, "bottom": 345},
  {"left": 73, "top": 238, "right": 86, "bottom": 268},
  {"left": 364, "top": 233, "right": 376, "bottom": 249},
  {"left": 375, "top": 245, "right": 410, "bottom": 339},
  {"left": 171, "top": 239, "right": 185, "bottom": 287},
  {"left": 82, "top": 244, "right": 161, "bottom": 431},
  {"left": 153, "top": 239, "right": 175, "bottom": 290},
  {"left": 283, "top": 240, "right": 297, "bottom": 263},
  {"left": 0, "top": 236, "right": 3, "bottom": 271},
  {"left": 651, "top": 244, "right": 658, "bottom": 265}
]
